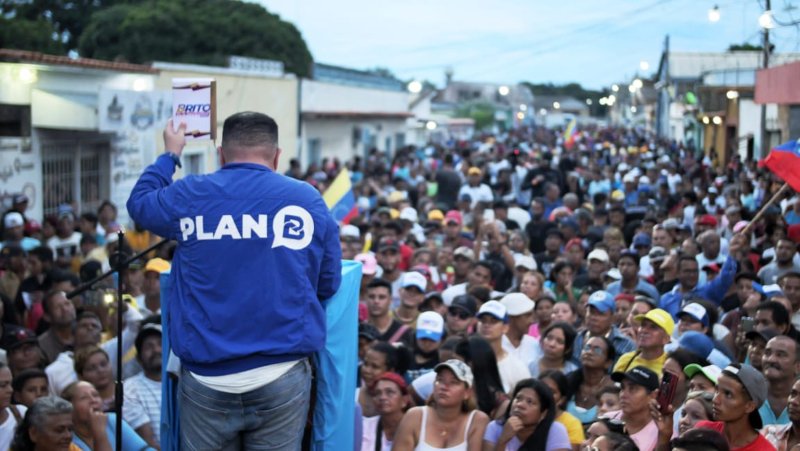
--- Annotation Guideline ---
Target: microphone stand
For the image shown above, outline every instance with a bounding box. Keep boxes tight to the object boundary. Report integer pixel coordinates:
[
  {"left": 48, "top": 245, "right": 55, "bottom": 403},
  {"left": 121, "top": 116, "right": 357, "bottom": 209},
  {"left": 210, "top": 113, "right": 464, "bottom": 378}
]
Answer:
[{"left": 66, "top": 233, "right": 172, "bottom": 451}]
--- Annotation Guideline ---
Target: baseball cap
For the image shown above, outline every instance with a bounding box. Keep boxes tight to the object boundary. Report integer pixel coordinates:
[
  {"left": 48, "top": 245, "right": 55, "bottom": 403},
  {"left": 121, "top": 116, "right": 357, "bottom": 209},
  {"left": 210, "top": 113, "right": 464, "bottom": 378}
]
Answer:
[
  {"left": 722, "top": 364, "right": 767, "bottom": 428},
  {"left": 611, "top": 366, "right": 659, "bottom": 392},
  {"left": 587, "top": 290, "right": 615, "bottom": 313},
  {"left": 377, "top": 238, "right": 400, "bottom": 253},
  {"left": 401, "top": 272, "right": 427, "bottom": 292},
  {"left": 604, "top": 268, "right": 622, "bottom": 281},
  {"left": 618, "top": 249, "right": 640, "bottom": 264},
  {"left": 708, "top": 186, "right": 718, "bottom": 194},
  {"left": 135, "top": 323, "right": 162, "bottom": 354},
  {"left": 662, "top": 218, "right": 680, "bottom": 230},
  {"left": 435, "top": 359, "right": 474, "bottom": 388},
  {"left": 500, "top": 293, "right": 534, "bottom": 316},
  {"left": 678, "top": 331, "right": 714, "bottom": 359},
  {"left": 3, "top": 212, "right": 24, "bottom": 229},
  {"left": 467, "top": 167, "right": 482, "bottom": 176},
  {"left": 697, "top": 214, "right": 718, "bottom": 227},
  {"left": 702, "top": 263, "right": 720, "bottom": 274},
  {"left": 1, "top": 327, "right": 38, "bottom": 351},
  {"left": 57, "top": 204, "right": 75, "bottom": 220},
  {"left": 12, "top": 194, "right": 28, "bottom": 205},
  {"left": 514, "top": 254, "right": 537, "bottom": 271},
  {"left": 400, "top": 207, "right": 418, "bottom": 223},
  {"left": 358, "top": 323, "right": 379, "bottom": 341},
  {"left": 634, "top": 308, "right": 675, "bottom": 336},
  {"left": 449, "top": 295, "right": 477, "bottom": 315},
  {"left": 416, "top": 311, "right": 444, "bottom": 342},
  {"left": 684, "top": 364, "right": 722, "bottom": 385},
  {"left": 477, "top": 300, "right": 508, "bottom": 322},
  {"left": 632, "top": 233, "right": 651, "bottom": 248},
  {"left": 387, "top": 191, "right": 406, "bottom": 204},
  {"left": 634, "top": 294, "right": 658, "bottom": 308},
  {"left": 745, "top": 328, "right": 779, "bottom": 344},
  {"left": 678, "top": 303, "right": 709, "bottom": 327},
  {"left": 648, "top": 246, "right": 667, "bottom": 262},
  {"left": 444, "top": 210, "right": 463, "bottom": 225},
  {"left": 340, "top": 224, "right": 360, "bottom": 240},
  {"left": 427, "top": 210, "right": 444, "bottom": 221},
  {"left": 587, "top": 249, "right": 609, "bottom": 263},
  {"left": 145, "top": 258, "right": 170, "bottom": 274},
  {"left": 354, "top": 253, "right": 377, "bottom": 276},
  {"left": 453, "top": 246, "right": 475, "bottom": 261}
]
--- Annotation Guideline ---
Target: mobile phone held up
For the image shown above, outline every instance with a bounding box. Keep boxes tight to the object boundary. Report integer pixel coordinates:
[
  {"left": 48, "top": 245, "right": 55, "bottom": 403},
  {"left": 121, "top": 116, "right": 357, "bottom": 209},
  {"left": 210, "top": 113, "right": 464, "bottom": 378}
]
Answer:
[
  {"left": 657, "top": 371, "right": 679, "bottom": 415},
  {"left": 741, "top": 317, "right": 755, "bottom": 333}
]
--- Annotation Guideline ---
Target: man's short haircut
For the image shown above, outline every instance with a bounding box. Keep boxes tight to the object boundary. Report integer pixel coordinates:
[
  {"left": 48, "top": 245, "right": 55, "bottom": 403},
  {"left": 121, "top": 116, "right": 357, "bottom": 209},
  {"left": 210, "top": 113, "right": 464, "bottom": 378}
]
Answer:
[
  {"left": 366, "top": 278, "right": 392, "bottom": 293},
  {"left": 76, "top": 310, "right": 101, "bottom": 325},
  {"left": 757, "top": 301, "right": 790, "bottom": 327},
  {"left": 678, "top": 255, "right": 699, "bottom": 269},
  {"left": 79, "top": 212, "right": 98, "bottom": 225},
  {"left": 12, "top": 368, "right": 47, "bottom": 393},
  {"left": 474, "top": 260, "right": 496, "bottom": 281},
  {"left": 221, "top": 112, "right": 278, "bottom": 150},
  {"left": 28, "top": 246, "right": 53, "bottom": 263}
]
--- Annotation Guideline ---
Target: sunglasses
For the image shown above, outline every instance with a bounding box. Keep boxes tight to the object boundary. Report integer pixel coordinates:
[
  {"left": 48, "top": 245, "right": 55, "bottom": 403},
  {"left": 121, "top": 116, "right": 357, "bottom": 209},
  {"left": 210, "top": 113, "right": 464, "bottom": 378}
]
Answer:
[
  {"left": 582, "top": 344, "right": 606, "bottom": 356},
  {"left": 448, "top": 308, "right": 471, "bottom": 320}
]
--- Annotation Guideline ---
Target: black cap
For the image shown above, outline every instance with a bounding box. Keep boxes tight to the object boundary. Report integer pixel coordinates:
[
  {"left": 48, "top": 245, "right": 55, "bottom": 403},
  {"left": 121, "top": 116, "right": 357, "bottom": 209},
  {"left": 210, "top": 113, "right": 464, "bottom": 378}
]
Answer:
[
  {"left": 618, "top": 249, "right": 640, "bottom": 265},
  {"left": 358, "top": 323, "right": 379, "bottom": 341},
  {"left": 1, "top": 327, "right": 38, "bottom": 351},
  {"left": 450, "top": 294, "right": 478, "bottom": 316},
  {"left": 611, "top": 366, "right": 659, "bottom": 392},
  {"left": 745, "top": 328, "right": 779, "bottom": 344}
]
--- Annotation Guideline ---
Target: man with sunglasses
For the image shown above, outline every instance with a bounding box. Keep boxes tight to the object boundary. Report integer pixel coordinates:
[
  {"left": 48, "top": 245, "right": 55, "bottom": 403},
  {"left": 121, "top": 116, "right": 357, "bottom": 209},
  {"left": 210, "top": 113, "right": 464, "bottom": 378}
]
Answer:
[{"left": 444, "top": 294, "right": 477, "bottom": 339}]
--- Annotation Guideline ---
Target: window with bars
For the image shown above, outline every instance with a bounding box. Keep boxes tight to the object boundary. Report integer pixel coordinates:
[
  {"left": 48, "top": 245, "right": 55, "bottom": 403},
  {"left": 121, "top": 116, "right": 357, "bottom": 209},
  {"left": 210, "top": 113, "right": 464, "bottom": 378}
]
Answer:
[{"left": 41, "top": 138, "right": 109, "bottom": 217}]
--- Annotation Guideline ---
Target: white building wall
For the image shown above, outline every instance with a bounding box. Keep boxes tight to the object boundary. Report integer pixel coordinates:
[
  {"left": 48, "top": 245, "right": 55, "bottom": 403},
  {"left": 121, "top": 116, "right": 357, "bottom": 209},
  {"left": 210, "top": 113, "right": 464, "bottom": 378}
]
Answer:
[
  {"left": 301, "top": 80, "right": 408, "bottom": 113},
  {"left": 302, "top": 118, "right": 406, "bottom": 164}
]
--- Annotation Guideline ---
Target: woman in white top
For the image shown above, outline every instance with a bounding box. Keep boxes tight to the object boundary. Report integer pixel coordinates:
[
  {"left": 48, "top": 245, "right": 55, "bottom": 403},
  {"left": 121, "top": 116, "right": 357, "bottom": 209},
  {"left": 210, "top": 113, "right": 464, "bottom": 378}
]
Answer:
[
  {"left": 394, "top": 360, "right": 489, "bottom": 451},
  {"left": 361, "top": 372, "right": 411, "bottom": 451},
  {"left": 0, "top": 363, "right": 26, "bottom": 451}
]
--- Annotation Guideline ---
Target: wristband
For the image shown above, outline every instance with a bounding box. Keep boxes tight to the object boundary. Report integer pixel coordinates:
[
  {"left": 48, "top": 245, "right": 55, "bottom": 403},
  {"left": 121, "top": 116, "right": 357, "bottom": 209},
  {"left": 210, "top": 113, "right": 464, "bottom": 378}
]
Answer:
[{"left": 166, "top": 151, "right": 182, "bottom": 168}]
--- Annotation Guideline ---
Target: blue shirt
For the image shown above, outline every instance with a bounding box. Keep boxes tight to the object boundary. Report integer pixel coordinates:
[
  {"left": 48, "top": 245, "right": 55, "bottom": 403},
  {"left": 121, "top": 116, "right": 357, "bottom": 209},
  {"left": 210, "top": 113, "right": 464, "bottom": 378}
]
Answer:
[
  {"left": 760, "top": 399, "right": 790, "bottom": 426},
  {"left": 72, "top": 413, "right": 153, "bottom": 451}
]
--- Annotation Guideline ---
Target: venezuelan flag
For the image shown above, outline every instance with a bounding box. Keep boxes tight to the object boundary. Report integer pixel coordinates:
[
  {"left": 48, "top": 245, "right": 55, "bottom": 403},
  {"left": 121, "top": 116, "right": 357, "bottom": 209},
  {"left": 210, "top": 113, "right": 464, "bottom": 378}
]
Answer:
[{"left": 323, "top": 169, "right": 359, "bottom": 224}]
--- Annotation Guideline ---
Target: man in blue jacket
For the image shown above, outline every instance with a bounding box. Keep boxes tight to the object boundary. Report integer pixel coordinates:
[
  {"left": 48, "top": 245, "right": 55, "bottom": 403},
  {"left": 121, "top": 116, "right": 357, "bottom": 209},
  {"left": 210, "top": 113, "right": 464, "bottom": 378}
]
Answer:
[
  {"left": 659, "top": 233, "right": 745, "bottom": 318},
  {"left": 127, "top": 113, "right": 342, "bottom": 450}
]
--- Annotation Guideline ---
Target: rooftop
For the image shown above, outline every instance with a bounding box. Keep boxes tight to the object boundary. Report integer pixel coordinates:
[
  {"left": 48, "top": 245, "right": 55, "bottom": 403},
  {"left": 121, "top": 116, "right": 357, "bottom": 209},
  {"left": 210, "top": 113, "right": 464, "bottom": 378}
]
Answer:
[{"left": 0, "top": 49, "right": 158, "bottom": 73}]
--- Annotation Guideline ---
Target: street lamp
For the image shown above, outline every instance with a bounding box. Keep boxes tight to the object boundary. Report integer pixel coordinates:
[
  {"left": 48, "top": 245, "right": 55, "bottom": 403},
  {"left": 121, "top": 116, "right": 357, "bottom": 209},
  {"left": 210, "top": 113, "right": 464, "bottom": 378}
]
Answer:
[
  {"left": 632, "top": 79, "right": 643, "bottom": 89},
  {"left": 553, "top": 101, "right": 561, "bottom": 109},
  {"left": 639, "top": 61, "right": 650, "bottom": 71},
  {"left": 498, "top": 85, "right": 510, "bottom": 96},
  {"left": 712, "top": 116, "right": 722, "bottom": 125},
  {"left": 628, "top": 85, "right": 636, "bottom": 93},
  {"left": 726, "top": 90, "right": 739, "bottom": 99},
  {"left": 519, "top": 104, "right": 527, "bottom": 111},
  {"left": 586, "top": 99, "right": 593, "bottom": 105},
  {"left": 407, "top": 80, "right": 422, "bottom": 93},
  {"left": 631, "top": 106, "right": 637, "bottom": 113},
  {"left": 702, "top": 116, "right": 710, "bottom": 124},
  {"left": 759, "top": 10, "right": 776, "bottom": 29},
  {"left": 425, "top": 121, "right": 437, "bottom": 130},
  {"left": 516, "top": 112, "right": 525, "bottom": 120},
  {"left": 708, "top": 5, "right": 720, "bottom": 22},
  {"left": 599, "top": 98, "right": 608, "bottom": 106},
  {"left": 611, "top": 84, "right": 620, "bottom": 92}
]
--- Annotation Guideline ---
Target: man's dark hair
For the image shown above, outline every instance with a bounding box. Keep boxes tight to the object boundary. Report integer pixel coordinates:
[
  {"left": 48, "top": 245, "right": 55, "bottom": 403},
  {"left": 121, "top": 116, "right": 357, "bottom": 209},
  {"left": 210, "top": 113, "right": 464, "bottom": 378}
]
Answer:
[
  {"left": 757, "top": 301, "right": 790, "bottom": 327},
  {"left": 670, "top": 427, "right": 730, "bottom": 451},
  {"left": 366, "top": 278, "right": 392, "bottom": 293},
  {"left": 28, "top": 246, "right": 53, "bottom": 264},
  {"left": 474, "top": 260, "right": 496, "bottom": 282},
  {"left": 76, "top": 310, "right": 101, "bottom": 324},
  {"left": 678, "top": 255, "right": 699, "bottom": 269},
  {"left": 221, "top": 112, "right": 278, "bottom": 149},
  {"left": 79, "top": 212, "right": 98, "bottom": 226}
]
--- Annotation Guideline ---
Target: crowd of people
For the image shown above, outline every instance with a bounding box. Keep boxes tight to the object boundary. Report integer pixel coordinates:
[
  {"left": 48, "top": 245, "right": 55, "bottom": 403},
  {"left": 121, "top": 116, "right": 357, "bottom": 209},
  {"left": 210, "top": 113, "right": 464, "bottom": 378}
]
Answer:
[
  {"left": 1, "top": 122, "right": 799, "bottom": 450},
  {"left": 332, "top": 125, "right": 800, "bottom": 450}
]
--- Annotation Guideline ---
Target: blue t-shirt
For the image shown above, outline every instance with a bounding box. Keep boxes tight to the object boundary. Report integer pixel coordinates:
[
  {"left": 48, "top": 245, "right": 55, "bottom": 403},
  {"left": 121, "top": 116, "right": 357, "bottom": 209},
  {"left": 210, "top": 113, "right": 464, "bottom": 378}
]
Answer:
[
  {"left": 72, "top": 413, "right": 153, "bottom": 451},
  {"left": 483, "top": 419, "right": 571, "bottom": 450}
]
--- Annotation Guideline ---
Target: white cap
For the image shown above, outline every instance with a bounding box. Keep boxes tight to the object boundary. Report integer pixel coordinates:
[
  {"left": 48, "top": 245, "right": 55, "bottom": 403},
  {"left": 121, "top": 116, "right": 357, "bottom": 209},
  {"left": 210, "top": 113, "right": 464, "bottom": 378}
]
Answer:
[
  {"left": 605, "top": 268, "right": 622, "bottom": 280},
  {"left": 500, "top": 293, "right": 534, "bottom": 316},
  {"left": 639, "top": 175, "right": 651, "bottom": 185},
  {"left": 587, "top": 249, "right": 609, "bottom": 263},
  {"left": 401, "top": 271, "right": 427, "bottom": 292},
  {"left": 400, "top": 207, "right": 418, "bottom": 223},
  {"left": 3, "top": 212, "right": 24, "bottom": 229},
  {"left": 416, "top": 311, "right": 444, "bottom": 342},
  {"left": 514, "top": 254, "right": 537, "bottom": 270},
  {"left": 477, "top": 300, "right": 507, "bottom": 322},
  {"left": 340, "top": 224, "right": 360, "bottom": 239}
]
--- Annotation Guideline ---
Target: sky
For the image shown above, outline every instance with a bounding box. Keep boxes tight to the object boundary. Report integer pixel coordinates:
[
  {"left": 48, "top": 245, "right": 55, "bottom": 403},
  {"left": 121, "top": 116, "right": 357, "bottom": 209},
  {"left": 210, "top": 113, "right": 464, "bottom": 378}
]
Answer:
[{"left": 255, "top": 0, "right": 800, "bottom": 90}]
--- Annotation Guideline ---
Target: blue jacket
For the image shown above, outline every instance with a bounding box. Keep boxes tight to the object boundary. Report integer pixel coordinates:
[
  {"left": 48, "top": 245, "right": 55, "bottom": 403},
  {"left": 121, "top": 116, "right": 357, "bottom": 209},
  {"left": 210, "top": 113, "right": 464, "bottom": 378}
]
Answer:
[
  {"left": 127, "top": 155, "right": 342, "bottom": 375},
  {"left": 659, "top": 255, "right": 737, "bottom": 318},
  {"left": 606, "top": 279, "right": 661, "bottom": 303}
]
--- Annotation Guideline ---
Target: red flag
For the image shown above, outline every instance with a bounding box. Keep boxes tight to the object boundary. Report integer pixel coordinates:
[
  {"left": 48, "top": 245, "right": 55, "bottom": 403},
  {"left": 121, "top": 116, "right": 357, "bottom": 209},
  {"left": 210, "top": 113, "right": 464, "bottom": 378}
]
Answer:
[{"left": 763, "top": 139, "right": 800, "bottom": 192}]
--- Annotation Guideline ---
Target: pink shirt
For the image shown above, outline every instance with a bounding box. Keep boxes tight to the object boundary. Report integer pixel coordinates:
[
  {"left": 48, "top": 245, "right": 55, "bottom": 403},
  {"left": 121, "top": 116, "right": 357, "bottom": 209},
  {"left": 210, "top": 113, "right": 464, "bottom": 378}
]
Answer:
[{"left": 606, "top": 410, "right": 658, "bottom": 451}]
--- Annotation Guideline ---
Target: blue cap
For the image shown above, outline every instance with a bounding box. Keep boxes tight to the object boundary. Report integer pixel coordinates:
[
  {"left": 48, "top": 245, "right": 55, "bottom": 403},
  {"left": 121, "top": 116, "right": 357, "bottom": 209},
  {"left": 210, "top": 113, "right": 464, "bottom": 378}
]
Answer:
[
  {"left": 587, "top": 290, "right": 615, "bottom": 313},
  {"left": 678, "top": 331, "right": 714, "bottom": 359},
  {"left": 632, "top": 233, "right": 651, "bottom": 248}
]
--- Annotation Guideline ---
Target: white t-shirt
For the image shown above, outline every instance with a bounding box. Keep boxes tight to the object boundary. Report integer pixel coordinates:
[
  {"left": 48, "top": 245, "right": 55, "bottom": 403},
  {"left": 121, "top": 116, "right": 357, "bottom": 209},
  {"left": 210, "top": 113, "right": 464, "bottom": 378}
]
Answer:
[
  {"left": 191, "top": 359, "right": 300, "bottom": 394},
  {"left": 0, "top": 405, "right": 27, "bottom": 451},
  {"left": 47, "top": 232, "right": 82, "bottom": 261},
  {"left": 361, "top": 415, "right": 393, "bottom": 451},
  {"left": 497, "top": 353, "right": 531, "bottom": 393},
  {"left": 501, "top": 334, "right": 538, "bottom": 369},
  {"left": 458, "top": 184, "right": 494, "bottom": 207}
]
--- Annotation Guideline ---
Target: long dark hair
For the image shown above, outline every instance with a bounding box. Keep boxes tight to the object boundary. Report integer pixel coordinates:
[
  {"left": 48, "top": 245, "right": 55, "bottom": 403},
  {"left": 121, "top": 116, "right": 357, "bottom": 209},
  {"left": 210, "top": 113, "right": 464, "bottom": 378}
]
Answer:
[
  {"left": 539, "top": 370, "right": 572, "bottom": 410},
  {"left": 503, "top": 378, "right": 557, "bottom": 451},
  {"left": 540, "top": 321, "right": 577, "bottom": 360},
  {"left": 455, "top": 336, "right": 505, "bottom": 416}
]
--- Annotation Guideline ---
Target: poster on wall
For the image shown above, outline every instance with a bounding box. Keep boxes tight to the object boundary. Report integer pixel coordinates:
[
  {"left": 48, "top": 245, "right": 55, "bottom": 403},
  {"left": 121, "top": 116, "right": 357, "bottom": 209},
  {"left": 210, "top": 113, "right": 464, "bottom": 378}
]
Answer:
[
  {"left": 0, "top": 138, "right": 41, "bottom": 218},
  {"left": 98, "top": 89, "right": 172, "bottom": 227}
]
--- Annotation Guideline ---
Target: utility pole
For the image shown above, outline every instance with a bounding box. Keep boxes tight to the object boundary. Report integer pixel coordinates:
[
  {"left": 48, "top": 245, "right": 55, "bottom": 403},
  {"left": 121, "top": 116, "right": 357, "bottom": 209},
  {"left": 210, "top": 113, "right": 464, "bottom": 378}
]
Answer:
[{"left": 760, "top": 0, "right": 771, "bottom": 158}]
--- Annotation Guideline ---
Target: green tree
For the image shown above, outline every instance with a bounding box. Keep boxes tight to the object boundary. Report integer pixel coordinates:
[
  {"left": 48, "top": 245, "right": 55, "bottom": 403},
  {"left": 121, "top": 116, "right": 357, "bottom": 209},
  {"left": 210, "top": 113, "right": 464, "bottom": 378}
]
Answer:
[
  {"left": 77, "top": 0, "right": 313, "bottom": 76},
  {"left": 0, "top": 16, "right": 64, "bottom": 53},
  {"left": 455, "top": 101, "right": 496, "bottom": 130}
]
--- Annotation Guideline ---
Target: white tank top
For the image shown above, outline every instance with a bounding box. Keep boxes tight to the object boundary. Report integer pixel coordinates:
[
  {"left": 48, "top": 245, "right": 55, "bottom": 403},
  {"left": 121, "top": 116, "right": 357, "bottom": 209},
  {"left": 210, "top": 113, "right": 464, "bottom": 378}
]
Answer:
[{"left": 415, "top": 406, "right": 476, "bottom": 451}]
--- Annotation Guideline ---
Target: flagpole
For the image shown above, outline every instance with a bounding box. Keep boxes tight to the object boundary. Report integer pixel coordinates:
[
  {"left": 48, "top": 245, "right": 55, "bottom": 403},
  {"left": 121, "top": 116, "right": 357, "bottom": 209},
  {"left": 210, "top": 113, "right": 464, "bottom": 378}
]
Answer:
[{"left": 741, "top": 182, "right": 792, "bottom": 235}]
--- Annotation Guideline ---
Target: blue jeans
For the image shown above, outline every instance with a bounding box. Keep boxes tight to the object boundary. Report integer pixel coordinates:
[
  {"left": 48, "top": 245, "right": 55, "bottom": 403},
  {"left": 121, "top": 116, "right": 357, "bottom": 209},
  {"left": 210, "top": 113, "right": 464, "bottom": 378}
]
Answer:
[{"left": 179, "top": 359, "right": 311, "bottom": 450}]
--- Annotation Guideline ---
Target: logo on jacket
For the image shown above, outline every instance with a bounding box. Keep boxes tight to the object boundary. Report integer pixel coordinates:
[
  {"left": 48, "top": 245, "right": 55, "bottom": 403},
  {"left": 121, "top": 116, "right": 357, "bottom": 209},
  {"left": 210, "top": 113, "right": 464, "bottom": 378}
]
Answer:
[{"left": 272, "top": 206, "right": 313, "bottom": 250}]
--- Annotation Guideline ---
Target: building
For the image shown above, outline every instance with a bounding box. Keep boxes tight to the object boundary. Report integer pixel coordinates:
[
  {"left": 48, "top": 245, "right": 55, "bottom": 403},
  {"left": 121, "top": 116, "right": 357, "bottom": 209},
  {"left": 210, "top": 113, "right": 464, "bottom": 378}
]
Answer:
[
  {"left": 755, "top": 61, "right": 800, "bottom": 145},
  {"left": 300, "top": 63, "right": 411, "bottom": 166}
]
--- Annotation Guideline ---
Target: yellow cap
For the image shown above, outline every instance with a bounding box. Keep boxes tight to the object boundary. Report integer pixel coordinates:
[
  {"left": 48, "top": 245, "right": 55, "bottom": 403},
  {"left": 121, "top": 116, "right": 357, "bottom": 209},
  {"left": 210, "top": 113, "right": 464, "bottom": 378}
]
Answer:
[
  {"left": 390, "top": 208, "right": 400, "bottom": 220},
  {"left": 634, "top": 308, "right": 675, "bottom": 336},
  {"left": 428, "top": 209, "right": 444, "bottom": 221},
  {"left": 145, "top": 258, "right": 170, "bottom": 274},
  {"left": 611, "top": 190, "right": 625, "bottom": 201},
  {"left": 388, "top": 191, "right": 405, "bottom": 204},
  {"left": 467, "top": 167, "right": 482, "bottom": 176}
]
